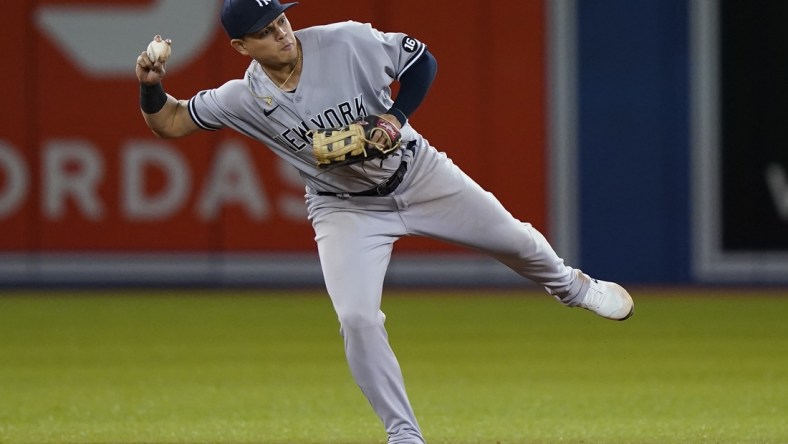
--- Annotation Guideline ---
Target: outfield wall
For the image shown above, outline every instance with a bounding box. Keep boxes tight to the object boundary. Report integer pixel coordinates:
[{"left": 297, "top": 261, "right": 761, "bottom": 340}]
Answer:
[{"left": 0, "top": 0, "right": 786, "bottom": 286}]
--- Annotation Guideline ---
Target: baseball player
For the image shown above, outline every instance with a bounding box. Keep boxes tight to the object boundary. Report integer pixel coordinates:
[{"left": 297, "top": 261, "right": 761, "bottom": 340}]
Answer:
[{"left": 135, "top": 1, "right": 634, "bottom": 443}]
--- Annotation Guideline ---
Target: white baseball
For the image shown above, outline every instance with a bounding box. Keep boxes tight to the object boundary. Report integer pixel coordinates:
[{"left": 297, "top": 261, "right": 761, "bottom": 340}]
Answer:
[{"left": 146, "top": 36, "right": 171, "bottom": 63}]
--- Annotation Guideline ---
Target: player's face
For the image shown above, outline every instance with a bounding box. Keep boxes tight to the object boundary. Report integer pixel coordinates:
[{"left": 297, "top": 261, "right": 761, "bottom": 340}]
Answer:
[{"left": 233, "top": 14, "right": 298, "bottom": 68}]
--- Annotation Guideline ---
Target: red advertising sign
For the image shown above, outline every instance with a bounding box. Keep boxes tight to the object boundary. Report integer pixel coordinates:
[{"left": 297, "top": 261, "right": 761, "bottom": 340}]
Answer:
[{"left": 0, "top": 0, "right": 546, "bottom": 257}]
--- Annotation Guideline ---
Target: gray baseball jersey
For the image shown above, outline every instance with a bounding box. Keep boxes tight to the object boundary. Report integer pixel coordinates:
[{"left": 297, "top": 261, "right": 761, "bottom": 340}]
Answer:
[
  {"left": 186, "top": 20, "right": 589, "bottom": 444},
  {"left": 188, "top": 21, "right": 424, "bottom": 194}
]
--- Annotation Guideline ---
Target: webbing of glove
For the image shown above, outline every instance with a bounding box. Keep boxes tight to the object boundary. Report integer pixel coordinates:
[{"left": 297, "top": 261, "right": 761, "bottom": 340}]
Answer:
[
  {"left": 311, "top": 123, "right": 368, "bottom": 168},
  {"left": 311, "top": 115, "right": 401, "bottom": 169}
]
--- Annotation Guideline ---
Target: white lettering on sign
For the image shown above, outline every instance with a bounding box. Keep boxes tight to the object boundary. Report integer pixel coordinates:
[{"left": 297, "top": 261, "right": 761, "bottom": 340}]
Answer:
[
  {"left": 765, "top": 163, "right": 788, "bottom": 221},
  {"left": 123, "top": 141, "right": 191, "bottom": 221},
  {"left": 197, "top": 141, "right": 269, "bottom": 221},
  {"left": 0, "top": 141, "right": 29, "bottom": 218},
  {"left": 43, "top": 140, "right": 105, "bottom": 221},
  {"left": 0, "top": 139, "right": 305, "bottom": 223}
]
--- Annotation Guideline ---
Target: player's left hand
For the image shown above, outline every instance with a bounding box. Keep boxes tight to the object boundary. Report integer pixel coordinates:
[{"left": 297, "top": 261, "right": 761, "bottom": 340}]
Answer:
[
  {"left": 371, "top": 114, "right": 402, "bottom": 147},
  {"left": 311, "top": 115, "right": 402, "bottom": 168}
]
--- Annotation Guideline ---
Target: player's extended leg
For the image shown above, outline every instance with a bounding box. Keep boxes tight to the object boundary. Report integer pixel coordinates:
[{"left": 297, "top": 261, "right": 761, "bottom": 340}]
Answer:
[
  {"left": 396, "top": 146, "right": 633, "bottom": 320},
  {"left": 309, "top": 205, "right": 424, "bottom": 444}
]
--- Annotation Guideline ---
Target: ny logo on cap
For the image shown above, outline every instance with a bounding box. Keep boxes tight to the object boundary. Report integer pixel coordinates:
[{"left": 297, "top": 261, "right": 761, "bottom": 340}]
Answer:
[{"left": 254, "top": 0, "right": 272, "bottom": 6}]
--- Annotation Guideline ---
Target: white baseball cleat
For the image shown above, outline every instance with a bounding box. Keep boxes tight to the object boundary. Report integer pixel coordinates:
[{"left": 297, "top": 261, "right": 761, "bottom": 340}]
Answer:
[{"left": 578, "top": 279, "right": 634, "bottom": 321}]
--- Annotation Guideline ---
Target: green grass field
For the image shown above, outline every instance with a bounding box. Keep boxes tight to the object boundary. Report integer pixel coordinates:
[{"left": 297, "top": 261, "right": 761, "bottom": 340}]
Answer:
[{"left": 1, "top": 289, "right": 787, "bottom": 444}]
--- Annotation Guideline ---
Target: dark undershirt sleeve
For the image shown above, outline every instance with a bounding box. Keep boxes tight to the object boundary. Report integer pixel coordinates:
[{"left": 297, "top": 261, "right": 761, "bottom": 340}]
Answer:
[{"left": 387, "top": 49, "right": 437, "bottom": 125}]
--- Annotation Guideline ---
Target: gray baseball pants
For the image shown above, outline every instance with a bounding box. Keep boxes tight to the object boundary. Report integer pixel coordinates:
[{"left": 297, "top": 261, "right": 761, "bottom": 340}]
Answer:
[{"left": 306, "top": 142, "right": 589, "bottom": 444}]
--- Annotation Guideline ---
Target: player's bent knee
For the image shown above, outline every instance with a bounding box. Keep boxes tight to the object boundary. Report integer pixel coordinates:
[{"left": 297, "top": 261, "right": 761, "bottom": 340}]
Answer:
[{"left": 337, "top": 309, "right": 385, "bottom": 330}]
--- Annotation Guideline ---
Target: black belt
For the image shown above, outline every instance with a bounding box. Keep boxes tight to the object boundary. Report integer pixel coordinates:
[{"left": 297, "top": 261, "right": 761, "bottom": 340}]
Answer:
[{"left": 317, "top": 142, "right": 416, "bottom": 197}]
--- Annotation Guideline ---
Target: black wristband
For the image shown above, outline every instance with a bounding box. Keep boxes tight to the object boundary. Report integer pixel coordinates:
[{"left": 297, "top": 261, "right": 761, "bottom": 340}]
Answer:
[{"left": 140, "top": 83, "right": 168, "bottom": 114}]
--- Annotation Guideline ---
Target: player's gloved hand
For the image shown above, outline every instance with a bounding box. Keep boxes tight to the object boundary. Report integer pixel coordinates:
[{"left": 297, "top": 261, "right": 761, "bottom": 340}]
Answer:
[
  {"left": 311, "top": 114, "right": 402, "bottom": 169},
  {"left": 136, "top": 36, "right": 171, "bottom": 86},
  {"left": 372, "top": 114, "right": 403, "bottom": 145}
]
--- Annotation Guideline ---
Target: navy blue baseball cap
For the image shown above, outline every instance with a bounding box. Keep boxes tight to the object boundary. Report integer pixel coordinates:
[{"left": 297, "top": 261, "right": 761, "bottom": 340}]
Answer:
[{"left": 221, "top": 0, "right": 298, "bottom": 39}]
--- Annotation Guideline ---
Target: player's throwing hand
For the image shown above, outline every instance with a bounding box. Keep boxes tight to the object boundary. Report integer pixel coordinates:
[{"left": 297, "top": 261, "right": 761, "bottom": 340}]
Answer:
[{"left": 136, "top": 35, "right": 171, "bottom": 86}]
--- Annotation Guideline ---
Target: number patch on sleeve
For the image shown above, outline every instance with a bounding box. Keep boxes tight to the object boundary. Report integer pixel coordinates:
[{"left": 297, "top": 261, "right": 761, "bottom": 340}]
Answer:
[{"left": 401, "top": 36, "right": 420, "bottom": 53}]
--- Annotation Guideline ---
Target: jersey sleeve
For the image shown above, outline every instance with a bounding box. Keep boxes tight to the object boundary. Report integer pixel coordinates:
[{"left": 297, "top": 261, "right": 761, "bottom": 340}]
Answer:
[
  {"left": 187, "top": 80, "right": 248, "bottom": 132},
  {"left": 343, "top": 22, "right": 427, "bottom": 83}
]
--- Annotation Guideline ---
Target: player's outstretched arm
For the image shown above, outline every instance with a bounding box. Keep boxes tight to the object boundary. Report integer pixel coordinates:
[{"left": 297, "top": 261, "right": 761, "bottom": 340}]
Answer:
[{"left": 135, "top": 37, "right": 199, "bottom": 139}]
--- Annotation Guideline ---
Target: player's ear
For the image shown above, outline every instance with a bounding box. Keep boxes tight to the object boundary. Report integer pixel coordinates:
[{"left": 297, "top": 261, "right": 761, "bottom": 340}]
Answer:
[{"left": 230, "top": 38, "right": 250, "bottom": 56}]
